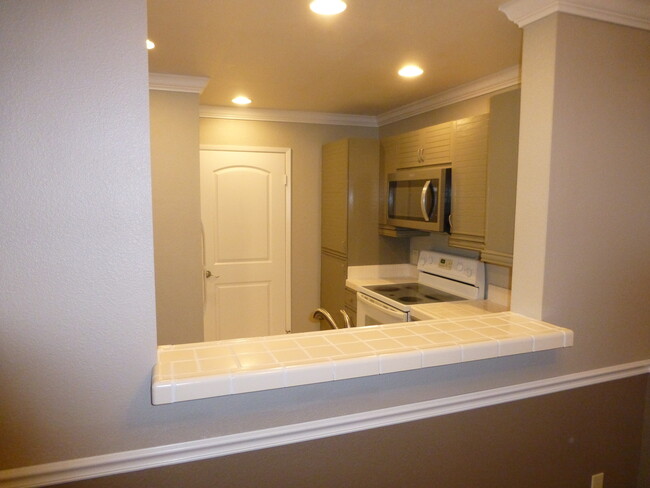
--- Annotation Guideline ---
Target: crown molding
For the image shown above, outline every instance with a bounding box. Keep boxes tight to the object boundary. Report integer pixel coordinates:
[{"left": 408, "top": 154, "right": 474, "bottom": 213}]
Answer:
[
  {"left": 199, "top": 105, "right": 378, "bottom": 127},
  {"left": 376, "top": 65, "right": 521, "bottom": 127},
  {"left": 499, "top": 0, "right": 650, "bottom": 30},
  {"left": 149, "top": 73, "right": 210, "bottom": 94}
]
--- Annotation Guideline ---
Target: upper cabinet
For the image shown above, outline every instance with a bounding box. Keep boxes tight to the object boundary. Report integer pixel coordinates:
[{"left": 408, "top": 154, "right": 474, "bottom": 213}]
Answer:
[
  {"left": 378, "top": 90, "right": 521, "bottom": 263},
  {"left": 382, "top": 122, "right": 453, "bottom": 169},
  {"left": 447, "top": 114, "right": 490, "bottom": 251},
  {"left": 481, "top": 90, "right": 520, "bottom": 267}
]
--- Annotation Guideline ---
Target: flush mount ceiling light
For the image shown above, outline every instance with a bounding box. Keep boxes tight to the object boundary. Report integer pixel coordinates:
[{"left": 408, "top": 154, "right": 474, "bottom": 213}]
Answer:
[
  {"left": 146, "top": 39, "right": 155, "bottom": 50},
  {"left": 310, "top": 0, "right": 347, "bottom": 15},
  {"left": 398, "top": 65, "right": 424, "bottom": 78},
  {"left": 232, "top": 96, "right": 252, "bottom": 105}
]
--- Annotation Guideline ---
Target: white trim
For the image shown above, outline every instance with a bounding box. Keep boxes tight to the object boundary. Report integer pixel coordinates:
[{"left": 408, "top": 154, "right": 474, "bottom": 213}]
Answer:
[
  {"left": 376, "top": 66, "right": 521, "bottom": 126},
  {"left": 3, "top": 360, "right": 648, "bottom": 487},
  {"left": 199, "top": 105, "right": 378, "bottom": 127},
  {"left": 198, "top": 66, "right": 521, "bottom": 127},
  {"left": 499, "top": 0, "right": 650, "bottom": 30},
  {"left": 198, "top": 145, "right": 292, "bottom": 335},
  {"left": 149, "top": 73, "right": 210, "bottom": 94}
]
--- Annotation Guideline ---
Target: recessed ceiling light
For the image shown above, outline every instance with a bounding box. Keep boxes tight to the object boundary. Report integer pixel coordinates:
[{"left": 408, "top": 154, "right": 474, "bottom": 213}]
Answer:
[
  {"left": 146, "top": 39, "right": 155, "bottom": 50},
  {"left": 232, "top": 96, "right": 252, "bottom": 105},
  {"left": 310, "top": 0, "right": 347, "bottom": 15},
  {"left": 398, "top": 65, "right": 424, "bottom": 78}
]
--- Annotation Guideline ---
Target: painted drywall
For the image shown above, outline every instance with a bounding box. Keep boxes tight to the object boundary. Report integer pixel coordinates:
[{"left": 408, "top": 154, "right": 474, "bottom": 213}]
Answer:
[
  {"left": 1, "top": 2, "right": 649, "bottom": 483},
  {"left": 199, "top": 118, "right": 391, "bottom": 333},
  {"left": 513, "top": 13, "right": 650, "bottom": 369},
  {"left": 0, "top": 0, "right": 157, "bottom": 467},
  {"left": 57, "top": 375, "right": 650, "bottom": 488},
  {"left": 150, "top": 90, "right": 204, "bottom": 345}
]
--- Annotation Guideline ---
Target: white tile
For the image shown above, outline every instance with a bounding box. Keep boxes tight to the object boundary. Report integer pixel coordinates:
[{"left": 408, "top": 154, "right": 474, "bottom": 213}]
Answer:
[
  {"left": 194, "top": 345, "right": 233, "bottom": 359},
  {"left": 158, "top": 349, "right": 196, "bottom": 362},
  {"left": 395, "top": 335, "right": 433, "bottom": 348},
  {"left": 461, "top": 340, "right": 499, "bottom": 361},
  {"left": 533, "top": 331, "right": 566, "bottom": 351},
  {"left": 229, "top": 341, "right": 268, "bottom": 355},
  {"left": 270, "top": 348, "right": 310, "bottom": 363},
  {"left": 284, "top": 361, "right": 334, "bottom": 387},
  {"left": 498, "top": 336, "right": 534, "bottom": 356},
  {"left": 172, "top": 359, "right": 200, "bottom": 377},
  {"left": 174, "top": 374, "right": 232, "bottom": 402},
  {"left": 334, "top": 355, "right": 380, "bottom": 380},
  {"left": 294, "top": 335, "right": 331, "bottom": 347},
  {"left": 421, "top": 345, "right": 462, "bottom": 367},
  {"left": 231, "top": 368, "right": 285, "bottom": 394},
  {"left": 151, "top": 382, "right": 174, "bottom": 405},
  {"left": 334, "top": 341, "right": 374, "bottom": 355},
  {"left": 237, "top": 352, "right": 277, "bottom": 369},
  {"left": 199, "top": 356, "right": 239, "bottom": 373},
  {"left": 379, "top": 349, "right": 422, "bottom": 374},
  {"left": 304, "top": 344, "right": 342, "bottom": 359}
]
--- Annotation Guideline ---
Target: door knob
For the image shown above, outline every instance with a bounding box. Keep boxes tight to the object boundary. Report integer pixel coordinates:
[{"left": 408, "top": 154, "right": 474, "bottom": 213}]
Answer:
[{"left": 205, "top": 270, "right": 219, "bottom": 279}]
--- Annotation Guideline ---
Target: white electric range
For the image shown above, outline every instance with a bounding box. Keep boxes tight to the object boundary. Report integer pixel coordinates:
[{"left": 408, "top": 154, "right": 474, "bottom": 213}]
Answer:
[{"left": 356, "top": 250, "right": 486, "bottom": 326}]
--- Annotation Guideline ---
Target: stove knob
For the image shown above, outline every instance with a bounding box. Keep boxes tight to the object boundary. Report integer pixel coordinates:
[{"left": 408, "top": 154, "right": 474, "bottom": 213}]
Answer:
[
  {"left": 465, "top": 269, "right": 473, "bottom": 277},
  {"left": 456, "top": 263, "right": 464, "bottom": 272}
]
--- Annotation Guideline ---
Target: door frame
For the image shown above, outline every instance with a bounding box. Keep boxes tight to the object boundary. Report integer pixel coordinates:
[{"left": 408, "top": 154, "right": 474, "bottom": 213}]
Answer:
[{"left": 199, "top": 145, "right": 292, "bottom": 335}]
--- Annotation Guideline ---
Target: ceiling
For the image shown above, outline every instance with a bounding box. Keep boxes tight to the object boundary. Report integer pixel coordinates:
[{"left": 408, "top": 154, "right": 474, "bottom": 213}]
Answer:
[{"left": 147, "top": 0, "right": 523, "bottom": 116}]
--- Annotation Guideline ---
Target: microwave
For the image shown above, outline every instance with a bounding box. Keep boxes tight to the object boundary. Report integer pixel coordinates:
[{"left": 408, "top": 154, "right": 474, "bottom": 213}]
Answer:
[{"left": 387, "top": 167, "right": 451, "bottom": 233}]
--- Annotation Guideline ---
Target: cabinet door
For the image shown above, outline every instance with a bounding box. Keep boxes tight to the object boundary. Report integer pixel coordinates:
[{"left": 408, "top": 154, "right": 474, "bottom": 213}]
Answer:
[
  {"left": 482, "top": 90, "right": 520, "bottom": 267},
  {"left": 394, "top": 129, "right": 423, "bottom": 168},
  {"left": 321, "top": 139, "right": 349, "bottom": 255},
  {"left": 420, "top": 122, "right": 453, "bottom": 166},
  {"left": 448, "top": 114, "right": 489, "bottom": 251}
]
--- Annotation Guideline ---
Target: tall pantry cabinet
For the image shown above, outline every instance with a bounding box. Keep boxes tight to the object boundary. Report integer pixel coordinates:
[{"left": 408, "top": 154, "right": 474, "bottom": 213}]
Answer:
[{"left": 320, "top": 138, "right": 409, "bottom": 329}]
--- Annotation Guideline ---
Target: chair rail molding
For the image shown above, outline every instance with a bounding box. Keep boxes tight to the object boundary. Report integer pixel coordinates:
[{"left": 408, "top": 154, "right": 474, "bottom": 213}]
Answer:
[{"left": 2, "top": 360, "right": 649, "bottom": 488}]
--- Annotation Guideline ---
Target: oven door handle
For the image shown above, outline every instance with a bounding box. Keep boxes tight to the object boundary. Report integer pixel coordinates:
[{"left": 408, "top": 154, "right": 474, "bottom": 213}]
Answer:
[{"left": 358, "top": 293, "right": 407, "bottom": 319}]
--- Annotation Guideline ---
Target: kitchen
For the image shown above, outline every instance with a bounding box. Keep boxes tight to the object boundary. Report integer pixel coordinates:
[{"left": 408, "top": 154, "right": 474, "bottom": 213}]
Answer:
[{"left": 148, "top": 0, "right": 525, "bottom": 345}]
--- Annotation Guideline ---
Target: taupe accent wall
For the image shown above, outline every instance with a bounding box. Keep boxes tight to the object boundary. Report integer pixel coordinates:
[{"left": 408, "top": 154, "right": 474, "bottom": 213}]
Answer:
[{"left": 150, "top": 90, "right": 204, "bottom": 345}]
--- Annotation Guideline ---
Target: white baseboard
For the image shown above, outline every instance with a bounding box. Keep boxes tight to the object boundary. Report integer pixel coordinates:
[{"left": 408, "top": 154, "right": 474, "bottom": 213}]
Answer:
[{"left": 2, "top": 360, "right": 649, "bottom": 488}]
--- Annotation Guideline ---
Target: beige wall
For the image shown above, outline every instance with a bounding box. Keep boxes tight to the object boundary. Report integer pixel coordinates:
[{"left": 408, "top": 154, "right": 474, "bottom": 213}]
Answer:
[
  {"left": 199, "top": 118, "right": 377, "bottom": 333},
  {"left": 150, "top": 90, "right": 204, "bottom": 345},
  {"left": 513, "top": 13, "right": 650, "bottom": 368}
]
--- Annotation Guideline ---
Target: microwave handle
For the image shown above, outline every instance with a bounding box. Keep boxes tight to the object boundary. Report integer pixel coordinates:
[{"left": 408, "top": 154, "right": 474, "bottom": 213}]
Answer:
[{"left": 420, "top": 180, "right": 437, "bottom": 222}]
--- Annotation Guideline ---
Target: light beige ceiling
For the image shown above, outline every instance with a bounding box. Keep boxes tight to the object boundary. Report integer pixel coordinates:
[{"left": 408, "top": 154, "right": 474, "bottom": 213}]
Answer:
[{"left": 147, "top": 0, "right": 522, "bottom": 116}]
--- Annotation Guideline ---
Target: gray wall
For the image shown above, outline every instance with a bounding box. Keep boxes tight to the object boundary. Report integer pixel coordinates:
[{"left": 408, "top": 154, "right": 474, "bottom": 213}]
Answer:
[{"left": 1, "top": 2, "right": 648, "bottom": 486}]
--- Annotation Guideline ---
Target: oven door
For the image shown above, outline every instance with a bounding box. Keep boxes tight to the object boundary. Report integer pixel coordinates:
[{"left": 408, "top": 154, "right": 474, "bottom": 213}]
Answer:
[{"left": 356, "top": 292, "right": 409, "bottom": 326}]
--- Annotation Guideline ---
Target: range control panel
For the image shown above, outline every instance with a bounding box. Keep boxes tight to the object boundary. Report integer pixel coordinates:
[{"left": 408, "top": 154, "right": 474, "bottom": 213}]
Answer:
[{"left": 417, "top": 250, "right": 485, "bottom": 287}]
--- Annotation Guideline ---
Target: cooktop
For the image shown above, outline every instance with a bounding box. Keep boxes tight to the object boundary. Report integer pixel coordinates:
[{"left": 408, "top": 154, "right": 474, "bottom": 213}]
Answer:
[{"left": 364, "top": 283, "right": 464, "bottom": 306}]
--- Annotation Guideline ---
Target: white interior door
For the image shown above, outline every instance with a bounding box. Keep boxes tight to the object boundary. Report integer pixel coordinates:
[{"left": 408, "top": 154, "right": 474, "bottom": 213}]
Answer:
[{"left": 201, "top": 147, "right": 291, "bottom": 341}]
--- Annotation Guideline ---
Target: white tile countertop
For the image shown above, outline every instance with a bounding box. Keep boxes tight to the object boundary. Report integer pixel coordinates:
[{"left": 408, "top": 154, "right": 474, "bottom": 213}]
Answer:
[{"left": 152, "top": 312, "right": 573, "bottom": 405}]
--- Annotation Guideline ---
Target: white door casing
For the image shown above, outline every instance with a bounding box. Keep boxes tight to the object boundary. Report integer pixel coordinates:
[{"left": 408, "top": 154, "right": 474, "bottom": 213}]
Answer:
[{"left": 200, "top": 146, "right": 291, "bottom": 341}]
